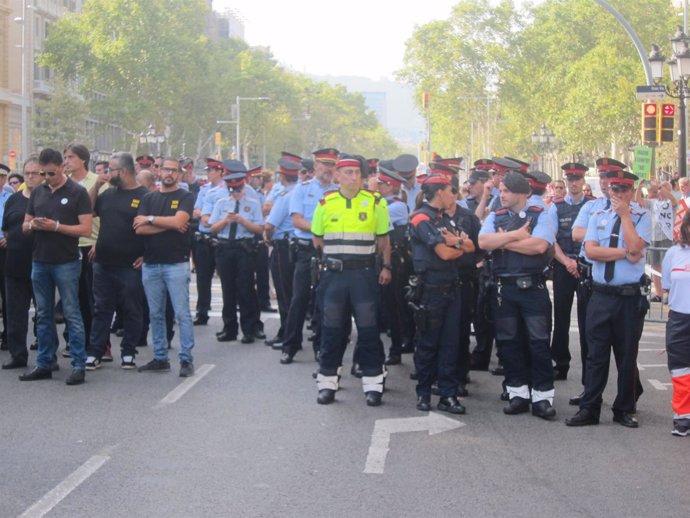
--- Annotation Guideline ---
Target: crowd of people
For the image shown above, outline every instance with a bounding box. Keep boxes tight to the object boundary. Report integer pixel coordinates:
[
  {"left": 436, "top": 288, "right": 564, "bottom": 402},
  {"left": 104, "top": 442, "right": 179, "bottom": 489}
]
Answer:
[{"left": 0, "top": 147, "right": 688, "bottom": 436}]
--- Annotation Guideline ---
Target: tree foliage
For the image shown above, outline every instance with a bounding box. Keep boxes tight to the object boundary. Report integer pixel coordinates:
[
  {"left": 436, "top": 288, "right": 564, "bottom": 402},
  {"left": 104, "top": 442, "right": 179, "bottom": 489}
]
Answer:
[{"left": 38, "top": 0, "right": 400, "bottom": 165}]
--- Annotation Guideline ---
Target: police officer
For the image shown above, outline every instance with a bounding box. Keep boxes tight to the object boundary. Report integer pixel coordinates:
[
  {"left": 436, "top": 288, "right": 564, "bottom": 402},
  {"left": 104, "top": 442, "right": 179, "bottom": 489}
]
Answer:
[
  {"left": 247, "top": 166, "right": 273, "bottom": 312},
  {"left": 394, "top": 154, "right": 421, "bottom": 214},
  {"left": 409, "top": 175, "right": 473, "bottom": 414},
  {"left": 375, "top": 165, "right": 414, "bottom": 365},
  {"left": 311, "top": 154, "right": 391, "bottom": 406},
  {"left": 209, "top": 162, "right": 265, "bottom": 343},
  {"left": 264, "top": 155, "right": 300, "bottom": 356},
  {"left": 522, "top": 170, "right": 552, "bottom": 210},
  {"left": 191, "top": 158, "right": 225, "bottom": 325},
  {"left": 566, "top": 168, "right": 651, "bottom": 428},
  {"left": 548, "top": 162, "right": 592, "bottom": 380},
  {"left": 280, "top": 149, "right": 338, "bottom": 362},
  {"left": 478, "top": 172, "right": 557, "bottom": 420},
  {"left": 459, "top": 168, "right": 490, "bottom": 214}
]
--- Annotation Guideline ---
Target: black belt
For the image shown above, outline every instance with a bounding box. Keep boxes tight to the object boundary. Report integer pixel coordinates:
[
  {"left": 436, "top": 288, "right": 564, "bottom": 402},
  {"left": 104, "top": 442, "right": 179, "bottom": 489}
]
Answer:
[
  {"left": 217, "top": 238, "right": 253, "bottom": 246},
  {"left": 323, "top": 256, "right": 376, "bottom": 271},
  {"left": 291, "top": 238, "right": 313, "bottom": 248},
  {"left": 592, "top": 282, "right": 640, "bottom": 297},
  {"left": 272, "top": 240, "right": 291, "bottom": 249},
  {"left": 495, "top": 274, "right": 544, "bottom": 286}
]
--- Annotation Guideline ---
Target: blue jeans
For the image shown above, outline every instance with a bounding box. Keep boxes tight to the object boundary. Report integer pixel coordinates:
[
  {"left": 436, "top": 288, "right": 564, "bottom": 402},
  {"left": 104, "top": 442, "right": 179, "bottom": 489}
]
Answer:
[
  {"left": 142, "top": 262, "right": 194, "bottom": 363},
  {"left": 32, "top": 260, "right": 85, "bottom": 370}
]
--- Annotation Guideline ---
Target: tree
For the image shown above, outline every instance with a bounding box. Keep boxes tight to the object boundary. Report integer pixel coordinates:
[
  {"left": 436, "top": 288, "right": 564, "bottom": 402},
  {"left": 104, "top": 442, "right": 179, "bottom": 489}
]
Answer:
[{"left": 32, "top": 77, "right": 92, "bottom": 149}]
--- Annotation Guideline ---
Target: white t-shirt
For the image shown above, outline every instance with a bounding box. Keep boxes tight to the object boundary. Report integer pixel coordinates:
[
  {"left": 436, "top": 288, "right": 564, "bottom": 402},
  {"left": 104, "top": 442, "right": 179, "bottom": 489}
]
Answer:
[
  {"left": 662, "top": 244, "right": 690, "bottom": 314},
  {"left": 649, "top": 198, "right": 675, "bottom": 241}
]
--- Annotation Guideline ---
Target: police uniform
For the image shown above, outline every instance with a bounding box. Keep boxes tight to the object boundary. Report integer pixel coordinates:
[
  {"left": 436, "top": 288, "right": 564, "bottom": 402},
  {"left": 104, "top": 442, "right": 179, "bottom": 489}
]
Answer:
[
  {"left": 479, "top": 172, "right": 557, "bottom": 419},
  {"left": 191, "top": 158, "right": 224, "bottom": 324},
  {"left": 247, "top": 166, "right": 272, "bottom": 312},
  {"left": 209, "top": 164, "right": 264, "bottom": 342},
  {"left": 566, "top": 168, "right": 651, "bottom": 428},
  {"left": 394, "top": 154, "right": 421, "bottom": 214},
  {"left": 522, "top": 170, "right": 552, "bottom": 210},
  {"left": 265, "top": 157, "right": 300, "bottom": 356},
  {"left": 548, "top": 163, "right": 593, "bottom": 379},
  {"left": 312, "top": 156, "right": 390, "bottom": 406},
  {"left": 376, "top": 167, "right": 414, "bottom": 364},
  {"left": 280, "top": 149, "right": 339, "bottom": 360}
]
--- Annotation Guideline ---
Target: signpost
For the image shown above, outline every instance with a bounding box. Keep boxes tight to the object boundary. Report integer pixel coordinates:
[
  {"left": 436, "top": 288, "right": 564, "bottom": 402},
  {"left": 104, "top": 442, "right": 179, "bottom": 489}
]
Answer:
[{"left": 636, "top": 85, "right": 667, "bottom": 101}]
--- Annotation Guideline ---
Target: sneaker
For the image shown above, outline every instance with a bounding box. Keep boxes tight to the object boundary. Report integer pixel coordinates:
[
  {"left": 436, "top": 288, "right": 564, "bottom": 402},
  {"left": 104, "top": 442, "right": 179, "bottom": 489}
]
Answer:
[
  {"left": 672, "top": 422, "right": 689, "bottom": 437},
  {"left": 102, "top": 344, "right": 113, "bottom": 362},
  {"left": 121, "top": 356, "right": 136, "bottom": 370},
  {"left": 137, "top": 358, "right": 171, "bottom": 373},
  {"left": 85, "top": 357, "right": 102, "bottom": 371},
  {"left": 179, "top": 360, "right": 195, "bottom": 377}
]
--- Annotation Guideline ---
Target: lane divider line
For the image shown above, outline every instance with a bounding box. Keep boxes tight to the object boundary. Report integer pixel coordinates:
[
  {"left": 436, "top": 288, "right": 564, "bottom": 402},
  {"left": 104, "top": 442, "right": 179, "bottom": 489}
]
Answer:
[
  {"left": 155, "top": 363, "right": 215, "bottom": 408},
  {"left": 19, "top": 445, "right": 117, "bottom": 518}
]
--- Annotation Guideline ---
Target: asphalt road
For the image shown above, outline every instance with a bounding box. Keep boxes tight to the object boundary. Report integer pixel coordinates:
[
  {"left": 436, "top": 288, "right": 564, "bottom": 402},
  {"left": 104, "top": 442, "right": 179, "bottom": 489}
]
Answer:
[{"left": 0, "top": 288, "right": 688, "bottom": 517}]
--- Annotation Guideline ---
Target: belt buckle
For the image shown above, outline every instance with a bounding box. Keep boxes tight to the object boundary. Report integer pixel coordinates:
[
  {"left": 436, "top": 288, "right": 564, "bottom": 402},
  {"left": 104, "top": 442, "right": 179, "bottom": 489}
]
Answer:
[{"left": 516, "top": 276, "right": 533, "bottom": 289}]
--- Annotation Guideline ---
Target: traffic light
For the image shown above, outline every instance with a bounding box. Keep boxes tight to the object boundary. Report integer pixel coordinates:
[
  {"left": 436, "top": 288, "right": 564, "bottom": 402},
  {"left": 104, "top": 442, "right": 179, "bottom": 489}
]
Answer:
[
  {"left": 422, "top": 92, "right": 430, "bottom": 109},
  {"left": 642, "top": 103, "right": 658, "bottom": 145},
  {"left": 660, "top": 103, "right": 675, "bottom": 143}
]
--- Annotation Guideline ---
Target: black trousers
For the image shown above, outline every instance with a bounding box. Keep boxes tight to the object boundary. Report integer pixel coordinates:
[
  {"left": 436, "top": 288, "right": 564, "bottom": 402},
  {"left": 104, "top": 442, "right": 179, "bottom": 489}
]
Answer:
[
  {"left": 492, "top": 282, "right": 553, "bottom": 393},
  {"left": 5, "top": 275, "right": 33, "bottom": 361},
  {"left": 581, "top": 291, "right": 646, "bottom": 416},
  {"left": 0, "top": 249, "right": 6, "bottom": 343},
  {"left": 269, "top": 243, "right": 294, "bottom": 340},
  {"left": 382, "top": 250, "right": 414, "bottom": 356},
  {"left": 470, "top": 269, "right": 496, "bottom": 369},
  {"left": 255, "top": 242, "right": 271, "bottom": 308},
  {"left": 281, "top": 246, "right": 316, "bottom": 355},
  {"left": 550, "top": 262, "right": 588, "bottom": 375},
  {"left": 216, "top": 244, "right": 260, "bottom": 336},
  {"left": 456, "top": 277, "right": 476, "bottom": 384},
  {"left": 193, "top": 235, "right": 216, "bottom": 318}
]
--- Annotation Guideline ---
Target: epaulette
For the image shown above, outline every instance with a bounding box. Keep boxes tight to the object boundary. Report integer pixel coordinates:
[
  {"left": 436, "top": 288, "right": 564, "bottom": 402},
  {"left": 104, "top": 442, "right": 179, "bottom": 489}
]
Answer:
[
  {"left": 526, "top": 205, "right": 544, "bottom": 213},
  {"left": 495, "top": 208, "right": 509, "bottom": 215},
  {"left": 411, "top": 213, "right": 430, "bottom": 226},
  {"left": 552, "top": 197, "right": 565, "bottom": 203}
]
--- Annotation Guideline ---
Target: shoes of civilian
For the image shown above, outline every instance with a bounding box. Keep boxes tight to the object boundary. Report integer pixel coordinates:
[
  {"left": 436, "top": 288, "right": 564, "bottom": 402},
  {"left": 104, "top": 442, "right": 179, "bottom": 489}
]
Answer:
[
  {"left": 254, "top": 330, "right": 266, "bottom": 340},
  {"left": 102, "top": 345, "right": 113, "bottom": 362},
  {"left": 62, "top": 346, "right": 71, "bottom": 358},
  {"left": 457, "top": 384, "right": 469, "bottom": 398},
  {"left": 18, "top": 367, "right": 52, "bottom": 381},
  {"left": 193, "top": 316, "right": 208, "bottom": 326},
  {"left": 280, "top": 352, "right": 294, "bottom": 365},
  {"left": 672, "top": 422, "right": 689, "bottom": 437},
  {"left": 2, "top": 357, "right": 28, "bottom": 369},
  {"left": 65, "top": 369, "right": 86, "bottom": 385},
  {"left": 179, "top": 361, "right": 194, "bottom": 377},
  {"left": 29, "top": 341, "right": 37, "bottom": 351},
  {"left": 265, "top": 335, "right": 282, "bottom": 347},
  {"left": 240, "top": 335, "right": 255, "bottom": 344},
  {"left": 564, "top": 408, "right": 600, "bottom": 427},
  {"left": 121, "top": 356, "right": 136, "bottom": 370},
  {"left": 384, "top": 354, "right": 401, "bottom": 366},
  {"left": 0, "top": 339, "right": 8, "bottom": 351},
  {"left": 115, "top": 328, "right": 125, "bottom": 338},
  {"left": 137, "top": 358, "right": 171, "bottom": 373},
  {"left": 490, "top": 365, "right": 504, "bottom": 376},
  {"left": 216, "top": 332, "right": 237, "bottom": 342},
  {"left": 50, "top": 360, "right": 60, "bottom": 372},
  {"left": 85, "top": 357, "right": 102, "bottom": 371}
]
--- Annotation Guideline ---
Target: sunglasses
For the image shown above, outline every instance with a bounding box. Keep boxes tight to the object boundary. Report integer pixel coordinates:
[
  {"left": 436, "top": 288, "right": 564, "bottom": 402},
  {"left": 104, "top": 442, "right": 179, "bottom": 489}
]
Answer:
[
  {"left": 159, "top": 166, "right": 179, "bottom": 173},
  {"left": 610, "top": 184, "right": 632, "bottom": 193},
  {"left": 9, "top": 180, "right": 20, "bottom": 185},
  {"left": 39, "top": 170, "right": 58, "bottom": 177}
]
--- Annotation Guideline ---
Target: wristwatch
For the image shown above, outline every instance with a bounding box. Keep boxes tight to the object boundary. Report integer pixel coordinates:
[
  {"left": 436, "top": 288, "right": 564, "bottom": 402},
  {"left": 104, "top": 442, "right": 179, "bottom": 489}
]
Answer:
[
  {"left": 453, "top": 240, "right": 463, "bottom": 250},
  {"left": 147, "top": 215, "right": 155, "bottom": 225},
  {"left": 382, "top": 264, "right": 392, "bottom": 271}
]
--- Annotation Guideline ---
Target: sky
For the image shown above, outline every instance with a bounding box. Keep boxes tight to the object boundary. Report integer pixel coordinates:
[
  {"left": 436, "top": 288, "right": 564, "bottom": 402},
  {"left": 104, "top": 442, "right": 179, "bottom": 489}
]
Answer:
[{"left": 213, "top": 0, "right": 460, "bottom": 79}]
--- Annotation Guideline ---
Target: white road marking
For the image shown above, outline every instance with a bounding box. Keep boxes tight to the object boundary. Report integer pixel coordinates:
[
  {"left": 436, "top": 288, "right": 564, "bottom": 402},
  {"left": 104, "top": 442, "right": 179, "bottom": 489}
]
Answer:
[
  {"left": 364, "top": 412, "right": 464, "bottom": 475},
  {"left": 19, "top": 445, "right": 116, "bottom": 518},
  {"left": 637, "top": 363, "right": 667, "bottom": 371},
  {"left": 155, "top": 364, "right": 215, "bottom": 408},
  {"left": 649, "top": 379, "right": 672, "bottom": 391}
]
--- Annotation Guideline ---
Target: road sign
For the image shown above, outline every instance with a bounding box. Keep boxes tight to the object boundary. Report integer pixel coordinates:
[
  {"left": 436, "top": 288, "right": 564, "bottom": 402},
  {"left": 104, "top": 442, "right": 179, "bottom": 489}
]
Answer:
[
  {"left": 662, "top": 103, "right": 676, "bottom": 116},
  {"left": 636, "top": 85, "right": 666, "bottom": 101}
]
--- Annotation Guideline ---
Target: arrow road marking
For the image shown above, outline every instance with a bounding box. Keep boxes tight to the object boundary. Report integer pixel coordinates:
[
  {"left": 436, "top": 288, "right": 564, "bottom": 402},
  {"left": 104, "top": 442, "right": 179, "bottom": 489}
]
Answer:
[
  {"left": 363, "top": 412, "right": 464, "bottom": 474},
  {"left": 649, "top": 379, "right": 672, "bottom": 391}
]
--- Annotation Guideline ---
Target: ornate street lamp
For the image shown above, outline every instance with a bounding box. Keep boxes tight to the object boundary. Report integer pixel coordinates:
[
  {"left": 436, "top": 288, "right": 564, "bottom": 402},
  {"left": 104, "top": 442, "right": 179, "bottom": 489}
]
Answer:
[{"left": 531, "top": 123, "right": 556, "bottom": 173}]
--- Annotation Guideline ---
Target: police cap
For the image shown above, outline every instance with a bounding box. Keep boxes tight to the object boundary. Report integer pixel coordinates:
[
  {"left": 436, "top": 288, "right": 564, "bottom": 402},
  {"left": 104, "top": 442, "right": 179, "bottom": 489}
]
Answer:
[
  {"left": 502, "top": 171, "right": 531, "bottom": 194},
  {"left": 393, "top": 154, "right": 419, "bottom": 176}
]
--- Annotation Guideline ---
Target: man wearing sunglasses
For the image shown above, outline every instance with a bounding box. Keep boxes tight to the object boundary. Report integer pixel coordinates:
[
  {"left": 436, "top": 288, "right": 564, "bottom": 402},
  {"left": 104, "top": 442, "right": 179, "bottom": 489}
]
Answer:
[
  {"left": 19, "top": 148, "right": 93, "bottom": 385},
  {"left": 566, "top": 165, "right": 651, "bottom": 429}
]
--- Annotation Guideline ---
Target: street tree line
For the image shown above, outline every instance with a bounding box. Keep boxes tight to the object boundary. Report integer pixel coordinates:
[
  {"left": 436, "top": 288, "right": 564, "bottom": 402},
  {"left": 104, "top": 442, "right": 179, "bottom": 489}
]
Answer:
[
  {"left": 399, "top": 0, "right": 680, "bottom": 171},
  {"left": 36, "top": 0, "right": 400, "bottom": 166}
]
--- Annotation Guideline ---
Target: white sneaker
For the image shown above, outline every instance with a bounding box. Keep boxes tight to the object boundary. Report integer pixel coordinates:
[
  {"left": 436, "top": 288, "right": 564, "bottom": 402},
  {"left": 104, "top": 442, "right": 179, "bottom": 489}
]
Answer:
[
  {"left": 85, "top": 356, "right": 102, "bottom": 371},
  {"left": 121, "top": 356, "right": 136, "bottom": 370}
]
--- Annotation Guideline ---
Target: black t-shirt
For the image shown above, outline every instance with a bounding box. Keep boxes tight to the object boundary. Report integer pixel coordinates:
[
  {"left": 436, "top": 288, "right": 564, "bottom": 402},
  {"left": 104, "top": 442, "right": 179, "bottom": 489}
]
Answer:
[
  {"left": 2, "top": 191, "right": 34, "bottom": 277},
  {"left": 27, "top": 178, "right": 92, "bottom": 264},
  {"left": 138, "top": 189, "right": 194, "bottom": 264},
  {"left": 95, "top": 186, "right": 149, "bottom": 268}
]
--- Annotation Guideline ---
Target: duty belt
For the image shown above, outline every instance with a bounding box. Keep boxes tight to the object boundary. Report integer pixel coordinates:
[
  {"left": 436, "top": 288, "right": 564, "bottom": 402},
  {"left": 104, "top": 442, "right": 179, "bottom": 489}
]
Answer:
[
  {"left": 495, "top": 274, "right": 544, "bottom": 287},
  {"left": 216, "top": 238, "right": 254, "bottom": 246},
  {"left": 272, "top": 240, "right": 291, "bottom": 249},
  {"left": 592, "top": 282, "right": 640, "bottom": 297},
  {"left": 322, "top": 256, "right": 375, "bottom": 271},
  {"left": 291, "top": 238, "right": 313, "bottom": 249}
]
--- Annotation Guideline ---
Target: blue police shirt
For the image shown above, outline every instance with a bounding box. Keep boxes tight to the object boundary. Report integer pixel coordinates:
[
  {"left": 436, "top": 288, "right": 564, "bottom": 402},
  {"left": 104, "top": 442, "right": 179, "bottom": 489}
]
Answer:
[
  {"left": 266, "top": 185, "right": 296, "bottom": 240},
  {"left": 573, "top": 196, "right": 609, "bottom": 260},
  {"left": 479, "top": 206, "right": 555, "bottom": 245},
  {"left": 201, "top": 184, "right": 229, "bottom": 219},
  {"left": 266, "top": 182, "right": 285, "bottom": 204},
  {"left": 584, "top": 205, "right": 651, "bottom": 285},
  {"left": 0, "top": 189, "right": 12, "bottom": 227},
  {"left": 289, "top": 179, "right": 337, "bottom": 239},
  {"left": 528, "top": 194, "right": 548, "bottom": 210},
  {"left": 385, "top": 196, "right": 409, "bottom": 228},
  {"left": 209, "top": 194, "right": 264, "bottom": 240},
  {"left": 402, "top": 181, "right": 421, "bottom": 214},
  {"left": 195, "top": 182, "right": 223, "bottom": 233}
]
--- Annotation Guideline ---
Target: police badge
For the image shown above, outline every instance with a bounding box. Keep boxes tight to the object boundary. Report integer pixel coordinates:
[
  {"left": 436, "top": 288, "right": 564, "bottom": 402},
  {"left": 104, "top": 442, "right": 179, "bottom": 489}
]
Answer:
[{"left": 359, "top": 212, "right": 367, "bottom": 221}]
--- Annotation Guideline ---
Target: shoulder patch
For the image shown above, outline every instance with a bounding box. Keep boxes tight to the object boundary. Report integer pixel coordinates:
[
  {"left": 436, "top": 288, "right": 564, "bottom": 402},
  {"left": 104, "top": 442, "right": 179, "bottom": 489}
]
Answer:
[
  {"left": 410, "top": 213, "right": 431, "bottom": 227},
  {"left": 527, "top": 205, "right": 544, "bottom": 213},
  {"left": 324, "top": 191, "right": 339, "bottom": 200},
  {"left": 495, "top": 208, "right": 509, "bottom": 215},
  {"left": 319, "top": 198, "right": 326, "bottom": 206}
]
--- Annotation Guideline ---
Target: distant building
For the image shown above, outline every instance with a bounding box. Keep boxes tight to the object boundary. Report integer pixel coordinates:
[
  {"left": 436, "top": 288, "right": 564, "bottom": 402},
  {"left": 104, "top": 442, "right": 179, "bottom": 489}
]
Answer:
[
  {"left": 207, "top": 3, "right": 245, "bottom": 41},
  {"left": 361, "top": 91, "right": 387, "bottom": 128}
]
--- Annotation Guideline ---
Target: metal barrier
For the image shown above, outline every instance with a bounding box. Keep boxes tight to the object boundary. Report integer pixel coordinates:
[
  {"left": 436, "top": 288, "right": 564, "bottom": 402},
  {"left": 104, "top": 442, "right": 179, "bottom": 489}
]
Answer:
[{"left": 645, "top": 245, "right": 670, "bottom": 323}]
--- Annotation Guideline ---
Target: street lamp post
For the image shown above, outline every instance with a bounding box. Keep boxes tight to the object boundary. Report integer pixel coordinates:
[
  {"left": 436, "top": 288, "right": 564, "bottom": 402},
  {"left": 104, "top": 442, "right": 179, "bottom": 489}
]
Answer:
[
  {"left": 235, "top": 96, "right": 269, "bottom": 165},
  {"left": 531, "top": 124, "right": 556, "bottom": 173},
  {"left": 649, "top": 27, "right": 690, "bottom": 178},
  {"left": 13, "top": 1, "right": 30, "bottom": 165}
]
